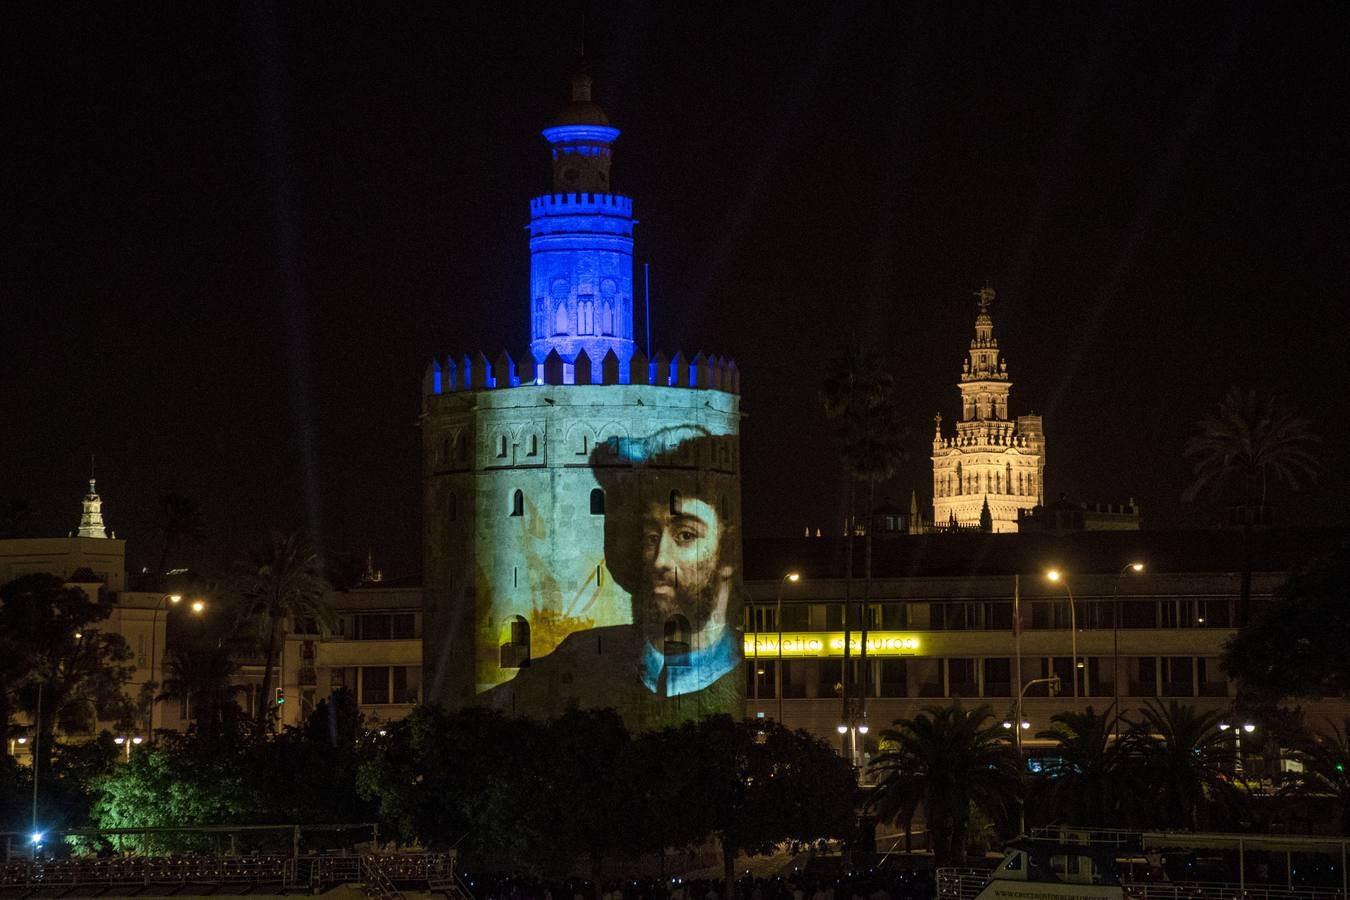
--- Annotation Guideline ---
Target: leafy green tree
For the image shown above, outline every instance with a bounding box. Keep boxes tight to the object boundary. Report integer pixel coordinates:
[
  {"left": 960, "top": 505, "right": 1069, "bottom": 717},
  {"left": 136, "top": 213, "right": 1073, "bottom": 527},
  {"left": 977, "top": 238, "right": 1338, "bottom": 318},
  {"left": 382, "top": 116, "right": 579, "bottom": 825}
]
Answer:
[
  {"left": 1034, "top": 704, "right": 1125, "bottom": 826},
  {"left": 41, "top": 733, "right": 120, "bottom": 834},
  {"left": 684, "top": 717, "right": 855, "bottom": 896},
  {"left": 541, "top": 709, "right": 635, "bottom": 889},
  {"left": 357, "top": 706, "right": 545, "bottom": 861},
  {"left": 235, "top": 531, "right": 332, "bottom": 727},
  {"left": 1124, "top": 700, "right": 1238, "bottom": 830},
  {"left": 1223, "top": 546, "right": 1350, "bottom": 703},
  {"left": 1183, "top": 387, "right": 1319, "bottom": 625},
  {"left": 89, "top": 731, "right": 266, "bottom": 852},
  {"left": 154, "top": 493, "right": 206, "bottom": 575},
  {"left": 821, "top": 344, "right": 905, "bottom": 726},
  {"left": 0, "top": 575, "right": 135, "bottom": 779},
  {"left": 871, "top": 703, "right": 1019, "bottom": 865},
  {"left": 262, "top": 691, "right": 377, "bottom": 828},
  {"left": 1287, "top": 717, "right": 1350, "bottom": 834}
]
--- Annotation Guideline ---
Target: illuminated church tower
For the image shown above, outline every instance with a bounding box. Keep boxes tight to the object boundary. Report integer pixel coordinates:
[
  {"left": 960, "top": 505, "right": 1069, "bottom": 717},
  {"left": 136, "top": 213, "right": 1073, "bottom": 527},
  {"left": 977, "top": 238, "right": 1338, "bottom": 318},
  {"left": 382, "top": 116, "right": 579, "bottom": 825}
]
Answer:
[
  {"left": 77, "top": 478, "right": 111, "bottom": 539},
  {"left": 931, "top": 287, "right": 1045, "bottom": 532},
  {"left": 421, "top": 72, "right": 743, "bottom": 728}
]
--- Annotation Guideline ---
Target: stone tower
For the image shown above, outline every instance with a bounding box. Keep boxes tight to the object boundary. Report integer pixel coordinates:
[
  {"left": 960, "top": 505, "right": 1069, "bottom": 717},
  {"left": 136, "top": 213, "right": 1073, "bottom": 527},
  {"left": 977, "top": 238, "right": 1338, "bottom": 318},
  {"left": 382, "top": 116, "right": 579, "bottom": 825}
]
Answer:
[
  {"left": 529, "top": 72, "right": 636, "bottom": 373},
  {"left": 931, "top": 287, "right": 1045, "bottom": 532},
  {"left": 421, "top": 73, "right": 743, "bottom": 730}
]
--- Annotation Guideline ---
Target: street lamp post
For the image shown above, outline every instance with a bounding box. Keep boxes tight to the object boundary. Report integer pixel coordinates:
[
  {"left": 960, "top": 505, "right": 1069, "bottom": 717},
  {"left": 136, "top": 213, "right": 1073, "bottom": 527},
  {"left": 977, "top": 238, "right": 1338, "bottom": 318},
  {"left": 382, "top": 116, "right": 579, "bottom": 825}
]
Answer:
[
  {"left": 146, "top": 595, "right": 205, "bottom": 737},
  {"left": 31, "top": 682, "right": 42, "bottom": 844},
  {"left": 750, "top": 592, "right": 759, "bottom": 711},
  {"left": 1112, "top": 562, "right": 1145, "bottom": 738},
  {"left": 1046, "top": 571, "right": 1079, "bottom": 703},
  {"left": 1220, "top": 721, "right": 1256, "bottom": 777},
  {"left": 146, "top": 594, "right": 182, "bottom": 735},
  {"left": 776, "top": 571, "right": 800, "bottom": 723},
  {"left": 1007, "top": 673, "right": 1061, "bottom": 834},
  {"left": 113, "top": 734, "right": 144, "bottom": 762}
]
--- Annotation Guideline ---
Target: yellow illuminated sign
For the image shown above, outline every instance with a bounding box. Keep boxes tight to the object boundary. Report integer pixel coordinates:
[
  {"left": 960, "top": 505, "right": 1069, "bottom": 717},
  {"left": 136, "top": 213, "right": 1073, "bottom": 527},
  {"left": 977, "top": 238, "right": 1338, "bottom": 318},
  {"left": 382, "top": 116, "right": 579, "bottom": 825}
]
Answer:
[{"left": 743, "top": 631, "right": 921, "bottom": 657}]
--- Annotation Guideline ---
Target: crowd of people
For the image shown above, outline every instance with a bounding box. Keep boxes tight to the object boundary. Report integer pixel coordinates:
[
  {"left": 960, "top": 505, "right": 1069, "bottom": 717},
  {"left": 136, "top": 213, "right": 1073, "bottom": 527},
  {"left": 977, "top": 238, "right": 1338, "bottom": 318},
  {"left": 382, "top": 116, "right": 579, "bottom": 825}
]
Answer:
[{"left": 461, "top": 866, "right": 938, "bottom": 900}]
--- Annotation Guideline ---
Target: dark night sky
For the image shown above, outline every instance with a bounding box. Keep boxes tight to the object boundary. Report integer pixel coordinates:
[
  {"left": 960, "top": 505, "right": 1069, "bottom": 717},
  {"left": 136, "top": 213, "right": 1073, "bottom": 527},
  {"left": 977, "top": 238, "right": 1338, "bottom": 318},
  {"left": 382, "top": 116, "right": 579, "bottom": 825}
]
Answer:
[{"left": 3, "top": 2, "right": 1347, "bottom": 579}]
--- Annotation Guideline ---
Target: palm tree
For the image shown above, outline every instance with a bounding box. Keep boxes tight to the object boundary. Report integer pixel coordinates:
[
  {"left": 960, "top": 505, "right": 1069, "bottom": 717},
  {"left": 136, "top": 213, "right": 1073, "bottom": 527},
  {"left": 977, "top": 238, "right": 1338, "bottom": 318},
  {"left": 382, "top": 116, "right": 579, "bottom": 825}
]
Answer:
[
  {"left": 1124, "top": 699, "right": 1238, "bottom": 830},
  {"left": 870, "top": 703, "right": 1019, "bottom": 865},
  {"left": 157, "top": 646, "right": 243, "bottom": 740},
  {"left": 1183, "top": 387, "right": 1320, "bottom": 625},
  {"left": 236, "top": 530, "right": 332, "bottom": 727},
  {"left": 821, "top": 344, "right": 905, "bottom": 729},
  {"left": 1287, "top": 717, "right": 1350, "bottom": 835},
  {"left": 1035, "top": 704, "right": 1125, "bottom": 827}
]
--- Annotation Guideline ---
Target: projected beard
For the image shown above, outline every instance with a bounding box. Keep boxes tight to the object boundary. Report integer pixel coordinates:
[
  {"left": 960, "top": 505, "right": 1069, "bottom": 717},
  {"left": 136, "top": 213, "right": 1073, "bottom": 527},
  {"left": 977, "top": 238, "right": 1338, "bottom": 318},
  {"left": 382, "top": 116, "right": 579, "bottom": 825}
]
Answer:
[
  {"left": 636, "top": 495, "right": 734, "bottom": 645},
  {"left": 592, "top": 429, "right": 742, "bottom": 704},
  {"left": 477, "top": 427, "right": 742, "bottom": 724}
]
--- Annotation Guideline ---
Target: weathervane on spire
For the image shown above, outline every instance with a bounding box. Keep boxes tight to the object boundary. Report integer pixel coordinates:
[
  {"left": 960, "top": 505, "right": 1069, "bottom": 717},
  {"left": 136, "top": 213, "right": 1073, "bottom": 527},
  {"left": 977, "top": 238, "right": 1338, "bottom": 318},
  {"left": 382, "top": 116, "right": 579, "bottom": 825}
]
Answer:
[{"left": 975, "top": 284, "right": 996, "bottom": 312}]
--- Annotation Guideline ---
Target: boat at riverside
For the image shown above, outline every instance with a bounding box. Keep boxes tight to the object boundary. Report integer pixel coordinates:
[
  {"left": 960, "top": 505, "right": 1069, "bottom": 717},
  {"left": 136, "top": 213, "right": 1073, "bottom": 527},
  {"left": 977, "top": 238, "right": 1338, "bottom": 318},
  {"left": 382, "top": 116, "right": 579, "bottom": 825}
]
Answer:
[{"left": 938, "top": 827, "right": 1350, "bottom": 900}]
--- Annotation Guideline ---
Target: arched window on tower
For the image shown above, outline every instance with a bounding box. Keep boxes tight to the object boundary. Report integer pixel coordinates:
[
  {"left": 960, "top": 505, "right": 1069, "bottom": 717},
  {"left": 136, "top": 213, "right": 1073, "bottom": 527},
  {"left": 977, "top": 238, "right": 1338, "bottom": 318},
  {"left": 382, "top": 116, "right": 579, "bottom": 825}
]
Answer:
[
  {"left": 510, "top": 489, "right": 524, "bottom": 517},
  {"left": 500, "top": 615, "right": 530, "bottom": 669},
  {"left": 554, "top": 302, "right": 569, "bottom": 335},
  {"left": 590, "top": 488, "right": 605, "bottom": 516},
  {"left": 601, "top": 301, "right": 614, "bottom": 336},
  {"left": 955, "top": 464, "right": 963, "bottom": 495},
  {"left": 1006, "top": 463, "right": 1013, "bottom": 494}
]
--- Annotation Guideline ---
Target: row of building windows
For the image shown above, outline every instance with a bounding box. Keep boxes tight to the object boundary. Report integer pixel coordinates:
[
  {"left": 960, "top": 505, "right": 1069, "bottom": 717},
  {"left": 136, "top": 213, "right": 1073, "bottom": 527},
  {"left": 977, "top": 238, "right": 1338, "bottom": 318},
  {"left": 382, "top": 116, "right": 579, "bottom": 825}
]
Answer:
[
  {"left": 506, "top": 488, "right": 608, "bottom": 517},
  {"left": 333, "top": 612, "right": 418, "bottom": 641},
  {"left": 745, "top": 597, "right": 1237, "bottom": 631},
  {"left": 330, "top": 665, "right": 421, "bottom": 705},
  {"left": 744, "top": 655, "right": 1230, "bottom": 700}
]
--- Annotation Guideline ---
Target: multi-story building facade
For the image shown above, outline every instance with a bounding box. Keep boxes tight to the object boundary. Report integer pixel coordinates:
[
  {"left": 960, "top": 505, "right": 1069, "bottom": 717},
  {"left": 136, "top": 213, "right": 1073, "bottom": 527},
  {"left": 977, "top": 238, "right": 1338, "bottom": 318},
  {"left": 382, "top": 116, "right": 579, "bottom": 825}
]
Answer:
[{"left": 741, "top": 527, "right": 1350, "bottom": 763}]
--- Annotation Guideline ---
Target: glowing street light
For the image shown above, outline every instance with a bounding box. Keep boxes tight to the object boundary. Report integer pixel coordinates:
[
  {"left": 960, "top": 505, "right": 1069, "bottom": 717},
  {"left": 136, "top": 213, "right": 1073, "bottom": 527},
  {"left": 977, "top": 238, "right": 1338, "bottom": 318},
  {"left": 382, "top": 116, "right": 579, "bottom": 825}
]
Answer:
[
  {"left": 1044, "top": 570, "right": 1079, "bottom": 702},
  {"left": 1112, "top": 562, "right": 1146, "bottom": 739},
  {"left": 1220, "top": 721, "right": 1257, "bottom": 776},
  {"left": 776, "top": 571, "right": 801, "bottom": 723},
  {"left": 113, "top": 735, "right": 144, "bottom": 761}
]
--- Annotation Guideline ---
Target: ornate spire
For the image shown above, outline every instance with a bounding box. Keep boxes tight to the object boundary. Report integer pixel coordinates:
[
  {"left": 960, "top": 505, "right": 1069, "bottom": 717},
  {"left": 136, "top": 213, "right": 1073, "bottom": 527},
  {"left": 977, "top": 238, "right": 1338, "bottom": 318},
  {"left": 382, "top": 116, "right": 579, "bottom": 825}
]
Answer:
[
  {"left": 362, "top": 549, "right": 384, "bottom": 585},
  {"left": 77, "top": 478, "right": 109, "bottom": 539}
]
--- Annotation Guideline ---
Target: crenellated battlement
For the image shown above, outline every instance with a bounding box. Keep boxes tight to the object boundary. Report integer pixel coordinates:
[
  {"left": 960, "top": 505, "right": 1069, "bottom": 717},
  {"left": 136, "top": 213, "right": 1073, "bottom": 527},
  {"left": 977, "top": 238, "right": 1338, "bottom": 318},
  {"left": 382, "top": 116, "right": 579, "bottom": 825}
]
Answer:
[
  {"left": 529, "top": 193, "right": 633, "bottom": 216},
  {"left": 424, "top": 348, "right": 739, "bottom": 397}
]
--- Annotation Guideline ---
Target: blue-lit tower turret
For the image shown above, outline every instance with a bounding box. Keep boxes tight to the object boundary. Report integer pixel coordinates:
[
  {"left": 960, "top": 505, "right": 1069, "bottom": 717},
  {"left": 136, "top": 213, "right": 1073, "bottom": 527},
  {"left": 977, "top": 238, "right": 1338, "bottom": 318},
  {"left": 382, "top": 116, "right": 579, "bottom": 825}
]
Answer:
[{"left": 529, "top": 72, "right": 636, "bottom": 374}]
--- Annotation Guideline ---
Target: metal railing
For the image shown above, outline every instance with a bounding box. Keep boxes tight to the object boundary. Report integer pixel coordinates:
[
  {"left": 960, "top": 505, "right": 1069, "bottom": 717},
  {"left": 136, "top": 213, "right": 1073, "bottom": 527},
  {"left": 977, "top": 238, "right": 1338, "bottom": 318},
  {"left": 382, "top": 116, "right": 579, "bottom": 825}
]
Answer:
[
  {"left": 937, "top": 869, "right": 1347, "bottom": 900},
  {"left": 0, "top": 852, "right": 459, "bottom": 895},
  {"left": 937, "top": 867, "right": 991, "bottom": 900}
]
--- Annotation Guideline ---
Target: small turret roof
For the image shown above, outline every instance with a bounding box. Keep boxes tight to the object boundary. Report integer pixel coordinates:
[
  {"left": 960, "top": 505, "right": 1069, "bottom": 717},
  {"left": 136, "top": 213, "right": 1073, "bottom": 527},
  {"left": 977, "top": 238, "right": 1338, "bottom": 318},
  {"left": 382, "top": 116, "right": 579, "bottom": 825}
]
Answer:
[{"left": 550, "top": 71, "right": 610, "bottom": 127}]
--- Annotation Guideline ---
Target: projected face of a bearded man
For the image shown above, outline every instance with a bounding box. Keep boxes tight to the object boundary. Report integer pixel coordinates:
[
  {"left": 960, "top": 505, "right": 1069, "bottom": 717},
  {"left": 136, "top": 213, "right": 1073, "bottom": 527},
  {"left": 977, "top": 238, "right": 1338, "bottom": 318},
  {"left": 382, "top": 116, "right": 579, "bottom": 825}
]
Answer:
[{"left": 638, "top": 495, "right": 733, "bottom": 641}]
